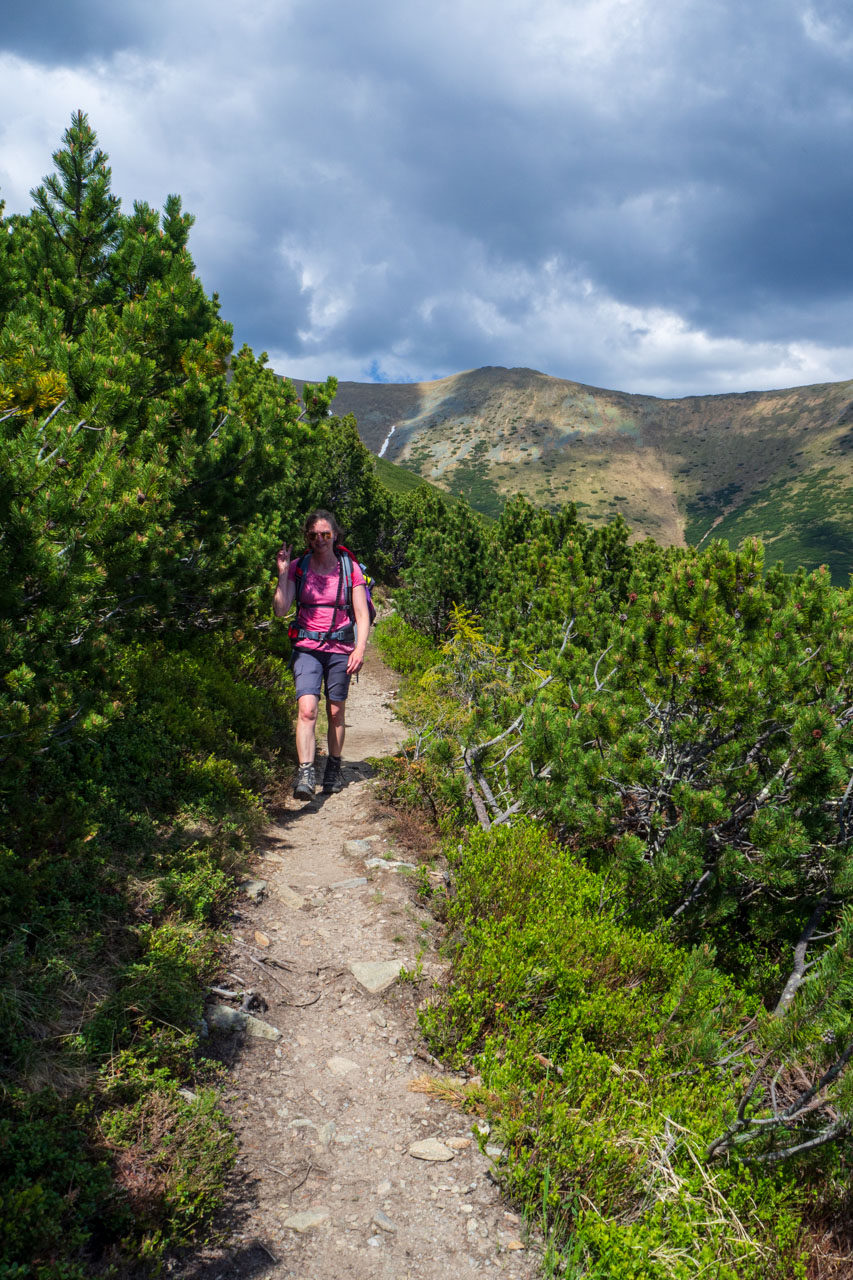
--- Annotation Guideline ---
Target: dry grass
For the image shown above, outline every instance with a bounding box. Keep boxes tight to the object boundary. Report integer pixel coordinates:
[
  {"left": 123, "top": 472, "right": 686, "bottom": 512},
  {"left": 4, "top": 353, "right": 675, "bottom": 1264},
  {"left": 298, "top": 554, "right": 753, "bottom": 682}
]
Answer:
[
  {"left": 408, "top": 1072, "right": 497, "bottom": 1116},
  {"left": 388, "top": 805, "right": 441, "bottom": 861}
]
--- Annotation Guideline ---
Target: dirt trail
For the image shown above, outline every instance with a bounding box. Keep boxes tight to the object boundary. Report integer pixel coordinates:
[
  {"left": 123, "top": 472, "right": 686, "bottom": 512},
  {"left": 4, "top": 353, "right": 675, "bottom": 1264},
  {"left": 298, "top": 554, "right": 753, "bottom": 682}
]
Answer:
[{"left": 197, "top": 647, "right": 540, "bottom": 1279}]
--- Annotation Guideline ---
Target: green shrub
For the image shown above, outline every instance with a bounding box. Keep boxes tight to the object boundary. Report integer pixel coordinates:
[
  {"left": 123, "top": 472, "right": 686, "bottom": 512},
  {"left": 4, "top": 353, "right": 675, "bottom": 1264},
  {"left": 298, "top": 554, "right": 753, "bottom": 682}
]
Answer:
[
  {"left": 422, "top": 822, "right": 810, "bottom": 1276},
  {"left": 372, "top": 613, "right": 439, "bottom": 677}
]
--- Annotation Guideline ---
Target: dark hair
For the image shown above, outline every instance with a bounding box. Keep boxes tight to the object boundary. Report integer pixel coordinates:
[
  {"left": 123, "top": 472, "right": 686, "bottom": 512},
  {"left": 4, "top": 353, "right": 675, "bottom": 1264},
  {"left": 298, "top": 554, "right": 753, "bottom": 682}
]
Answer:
[{"left": 302, "top": 509, "right": 342, "bottom": 548}]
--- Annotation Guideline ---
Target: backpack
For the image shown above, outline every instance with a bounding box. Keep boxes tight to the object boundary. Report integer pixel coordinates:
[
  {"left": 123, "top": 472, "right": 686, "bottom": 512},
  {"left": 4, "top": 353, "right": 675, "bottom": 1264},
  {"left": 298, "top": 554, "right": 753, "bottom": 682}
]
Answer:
[{"left": 289, "top": 543, "right": 376, "bottom": 645}]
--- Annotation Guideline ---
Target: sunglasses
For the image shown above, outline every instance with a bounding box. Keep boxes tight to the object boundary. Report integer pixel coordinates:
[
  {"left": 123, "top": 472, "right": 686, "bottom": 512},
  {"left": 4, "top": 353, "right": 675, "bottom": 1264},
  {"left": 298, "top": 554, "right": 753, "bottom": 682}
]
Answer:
[{"left": 308, "top": 529, "right": 333, "bottom": 541}]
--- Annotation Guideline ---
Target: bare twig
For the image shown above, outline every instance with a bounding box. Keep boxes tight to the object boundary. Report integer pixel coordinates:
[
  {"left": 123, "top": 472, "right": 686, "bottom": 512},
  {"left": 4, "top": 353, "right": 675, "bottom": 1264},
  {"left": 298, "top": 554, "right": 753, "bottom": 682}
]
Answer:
[
  {"left": 251, "top": 1239, "right": 279, "bottom": 1264},
  {"left": 38, "top": 398, "right": 68, "bottom": 429},
  {"left": 593, "top": 643, "right": 617, "bottom": 691},
  {"left": 247, "top": 954, "right": 322, "bottom": 1005}
]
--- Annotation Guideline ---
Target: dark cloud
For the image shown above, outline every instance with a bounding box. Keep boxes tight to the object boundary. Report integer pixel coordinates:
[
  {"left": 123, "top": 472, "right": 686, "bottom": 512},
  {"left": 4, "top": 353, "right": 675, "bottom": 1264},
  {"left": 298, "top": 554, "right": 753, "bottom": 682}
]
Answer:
[
  {"left": 2, "top": 0, "right": 853, "bottom": 395},
  {"left": 2, "top": 0, "right": 152, "bottom": 61}
]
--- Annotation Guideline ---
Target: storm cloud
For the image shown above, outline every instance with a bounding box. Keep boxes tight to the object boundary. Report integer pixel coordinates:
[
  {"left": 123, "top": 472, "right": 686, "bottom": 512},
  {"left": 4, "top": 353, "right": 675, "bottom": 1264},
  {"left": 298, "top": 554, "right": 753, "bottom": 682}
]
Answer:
[{"left": 2, "top": 0, "right": 853, "bottom": 396}]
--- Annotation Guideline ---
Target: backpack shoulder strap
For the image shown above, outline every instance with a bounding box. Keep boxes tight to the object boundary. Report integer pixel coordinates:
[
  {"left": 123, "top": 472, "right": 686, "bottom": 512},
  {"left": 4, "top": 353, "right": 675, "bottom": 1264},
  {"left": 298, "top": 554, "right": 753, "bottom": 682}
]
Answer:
[{"left": 335, "top": 545, "right": 355, "bottom": 619}]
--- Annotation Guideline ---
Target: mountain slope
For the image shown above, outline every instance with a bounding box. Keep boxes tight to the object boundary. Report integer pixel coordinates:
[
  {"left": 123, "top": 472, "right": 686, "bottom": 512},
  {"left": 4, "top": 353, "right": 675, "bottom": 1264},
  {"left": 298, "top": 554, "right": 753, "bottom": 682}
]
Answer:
[{"left": 296, "top": 366, "right": 853, "bottom": 581}]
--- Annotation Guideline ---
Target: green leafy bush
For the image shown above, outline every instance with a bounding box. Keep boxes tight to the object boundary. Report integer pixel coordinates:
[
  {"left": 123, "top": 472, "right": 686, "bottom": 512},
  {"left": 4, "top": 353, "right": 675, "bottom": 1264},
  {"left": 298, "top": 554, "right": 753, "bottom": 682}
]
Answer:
[{"left": 423, "top": 822, "right": 810, "bottom": 1277}]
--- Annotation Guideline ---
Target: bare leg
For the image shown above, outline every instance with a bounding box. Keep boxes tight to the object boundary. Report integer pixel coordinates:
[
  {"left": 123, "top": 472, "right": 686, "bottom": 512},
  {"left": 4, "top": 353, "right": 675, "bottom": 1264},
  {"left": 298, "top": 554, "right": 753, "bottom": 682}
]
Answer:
[
  {"left": 327, "top": 699, "right": 346, "bottom": 758},
  {"left": 296, "top": 694, "right": 319, "bottom": 764}
]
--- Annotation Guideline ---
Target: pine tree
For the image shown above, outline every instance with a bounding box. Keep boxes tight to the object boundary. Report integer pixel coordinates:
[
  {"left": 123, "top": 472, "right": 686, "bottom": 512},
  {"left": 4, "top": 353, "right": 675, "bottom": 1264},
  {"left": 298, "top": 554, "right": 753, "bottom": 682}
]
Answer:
[
  {"left": 24, "top": 110, "right": 122, "bottom": 337},
  {"left": 395, "top": 487, "right": 494, "bottom": 640}
]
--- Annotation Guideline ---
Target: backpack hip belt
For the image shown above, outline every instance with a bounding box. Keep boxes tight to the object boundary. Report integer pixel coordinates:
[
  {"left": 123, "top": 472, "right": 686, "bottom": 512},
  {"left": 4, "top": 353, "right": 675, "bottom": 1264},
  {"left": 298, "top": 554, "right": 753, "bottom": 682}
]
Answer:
[{"left": 289, "top": 623, "right": 355, "bottom": 643}]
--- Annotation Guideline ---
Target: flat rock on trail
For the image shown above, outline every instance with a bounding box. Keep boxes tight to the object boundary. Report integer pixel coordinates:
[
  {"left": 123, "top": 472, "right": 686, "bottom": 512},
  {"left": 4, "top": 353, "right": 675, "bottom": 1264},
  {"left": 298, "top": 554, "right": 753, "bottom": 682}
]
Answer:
[{"left": 198, "top": 648, "right": 540, "bottom": 1279}]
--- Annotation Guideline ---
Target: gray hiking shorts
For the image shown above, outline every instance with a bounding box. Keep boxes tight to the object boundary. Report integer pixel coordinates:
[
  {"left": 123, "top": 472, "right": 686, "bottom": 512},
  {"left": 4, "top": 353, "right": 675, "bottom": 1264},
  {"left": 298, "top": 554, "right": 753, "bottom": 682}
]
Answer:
[{"left": 292, "top": 648, "right": 352, "bottom": 703}]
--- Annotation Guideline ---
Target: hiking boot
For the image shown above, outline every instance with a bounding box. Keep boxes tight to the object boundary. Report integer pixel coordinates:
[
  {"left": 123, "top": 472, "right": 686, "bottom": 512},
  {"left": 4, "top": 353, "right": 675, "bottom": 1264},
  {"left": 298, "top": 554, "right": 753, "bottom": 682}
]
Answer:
[
  {"left": 293, "top": 763, "right": 316, "bottom": 801},
  {"left": 322, "top": 755, "right": 344, "bottom": 794}
]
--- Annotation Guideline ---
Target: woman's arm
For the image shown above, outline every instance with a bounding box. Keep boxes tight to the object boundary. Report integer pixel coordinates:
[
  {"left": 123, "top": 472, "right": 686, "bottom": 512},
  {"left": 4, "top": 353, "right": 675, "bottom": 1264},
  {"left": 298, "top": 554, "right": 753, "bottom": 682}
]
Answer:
[
  {"left": 273, "top": 542, "right": 296, "bottom": 617},
  {"left": 347, "top": 582, "right": 370, "bottom": 673}
]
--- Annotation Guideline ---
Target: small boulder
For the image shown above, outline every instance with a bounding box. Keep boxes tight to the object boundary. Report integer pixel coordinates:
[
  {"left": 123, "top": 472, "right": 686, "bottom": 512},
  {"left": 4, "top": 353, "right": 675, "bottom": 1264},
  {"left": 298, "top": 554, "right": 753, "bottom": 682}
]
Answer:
[
  {"left": 344, "top": 839, "right": 372, "bottom": 857},
  {"left": 206, "top": 1003, "right": 247, "bottom": 1033},
  {"left": 407, "top": 1138, "right": 455, "bottom": 1162},
  {"left": 242, "top": 879, "right": 267, "bottom": 901},
  {"left": 244, "top": 1013, "right": 282, "bottom": 1041},
  {"left": 349, "top": 960, "right": 404, "bottom": 994},
  {"left": 326, "top": 1055, "right": 358, "bottom": 1076},
  {"left": 282, "top": 1208, "right": 330, "bottom": 1232}
]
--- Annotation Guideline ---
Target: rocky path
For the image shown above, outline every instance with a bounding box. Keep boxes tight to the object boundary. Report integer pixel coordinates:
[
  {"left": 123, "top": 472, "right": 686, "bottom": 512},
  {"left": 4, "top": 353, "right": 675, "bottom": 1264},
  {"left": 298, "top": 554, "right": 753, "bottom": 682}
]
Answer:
[{"left": 195, "top": 648, "right": 540, "bottom": 1280}]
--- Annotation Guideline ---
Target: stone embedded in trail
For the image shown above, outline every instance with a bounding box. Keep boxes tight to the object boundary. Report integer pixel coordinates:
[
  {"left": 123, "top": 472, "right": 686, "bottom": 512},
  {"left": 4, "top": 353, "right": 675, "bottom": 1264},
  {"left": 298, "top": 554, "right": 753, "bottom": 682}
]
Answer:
[
  {"left": 372, "top": 1209, "right": 398, "bottom": 1233},
  {"left": 349, "top": 960, "right": 405, "bottom": 994},
  {"left": 326, "top": 1055, "right": 359, "bottom": 1076},
  {"left": 254, "top": 930, "right": 270, "bottom": 947},
  {"left": 370, "top": 1009, "right": 387, "bottom": 1027},
  {"left": 317, "top": 1120, "right": 336, "bottom": 1149},
  {"left": 331, "top": 877, "right": 368, "bottom": 890},
  {"left": 242, "top": 879, "right": 267, "bottom": 901},
  {"left": 244, "top": 1013, "right": 282, "bottom": 1041},
  {"left": 278, "top": 885, "right": 306, "bottom": 910},
  {"left": 206, "top": 1003, "right": 246, "bottom": 1033},
  {"left": 407, "top": 1138, "right": 455, "bottom": 1162},
  {"left": 365, "top": 857, "right": 417, "bottom": 871},
  {"left": 344, "top": 839, "right": 372, "bottom": 857},
  {"left": 206, "top": 1004, "right": 282, "bottom": 1040},
  {"left": 445, "top": 1137, "right": 472, "bottom": 1150},
  {"left": 282, "top": 1208, "right": 330, "bottom": 1232}
]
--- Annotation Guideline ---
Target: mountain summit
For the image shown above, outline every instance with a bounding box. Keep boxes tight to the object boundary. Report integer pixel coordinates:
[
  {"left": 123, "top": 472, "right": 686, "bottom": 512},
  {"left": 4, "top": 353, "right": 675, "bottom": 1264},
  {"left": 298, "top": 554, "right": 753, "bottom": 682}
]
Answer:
[{"left": 311, "top": 365, "right": 853, "bottom": 582}]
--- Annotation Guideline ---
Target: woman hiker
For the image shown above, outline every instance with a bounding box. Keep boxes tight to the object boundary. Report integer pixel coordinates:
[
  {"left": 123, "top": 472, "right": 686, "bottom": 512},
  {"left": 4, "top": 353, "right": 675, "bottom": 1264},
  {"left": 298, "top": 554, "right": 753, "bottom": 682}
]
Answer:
[{"left": 273, "top": 509, "right": 370, "bottom": 801}]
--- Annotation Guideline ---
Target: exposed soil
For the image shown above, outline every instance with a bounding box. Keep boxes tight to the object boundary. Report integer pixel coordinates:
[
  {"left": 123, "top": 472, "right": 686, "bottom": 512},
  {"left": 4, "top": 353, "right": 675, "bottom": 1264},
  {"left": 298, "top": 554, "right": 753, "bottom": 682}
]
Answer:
[{"left": 178, "top": 646, "right": 540, "bottom": 1279}]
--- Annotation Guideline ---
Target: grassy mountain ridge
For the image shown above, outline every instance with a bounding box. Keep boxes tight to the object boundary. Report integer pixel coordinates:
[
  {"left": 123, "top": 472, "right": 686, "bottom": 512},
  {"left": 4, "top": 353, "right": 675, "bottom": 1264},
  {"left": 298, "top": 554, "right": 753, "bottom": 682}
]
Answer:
[{"left": 293, "top": 366, "right": 853, "bottom": 581}]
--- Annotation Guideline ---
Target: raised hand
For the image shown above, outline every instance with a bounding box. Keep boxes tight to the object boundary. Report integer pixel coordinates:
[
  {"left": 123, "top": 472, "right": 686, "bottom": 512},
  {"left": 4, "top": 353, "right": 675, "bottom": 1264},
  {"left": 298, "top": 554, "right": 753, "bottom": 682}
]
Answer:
[{"left": 276, "top": 541, "right": 293, "bottom": 577}]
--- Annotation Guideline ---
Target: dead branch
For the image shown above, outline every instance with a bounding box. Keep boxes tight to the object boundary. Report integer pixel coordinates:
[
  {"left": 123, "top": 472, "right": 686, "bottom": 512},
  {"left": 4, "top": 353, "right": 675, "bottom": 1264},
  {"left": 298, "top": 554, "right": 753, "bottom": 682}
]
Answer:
[
  {"left": 773, "top": 892, "right": 832, "bottom": 1017},
  {"left": 669, "top": 870, "right": 713, "bottom": 921},
  {"left": 461, "top": 747, "right": 491, "bottom": 830},
  {"left": 781, "top": 1039, "right": 853, "bottom": 1120},
  {"left": 247, "top": 954, "right": 322, "bottom": 1006},
  {"left": 747, "top": 1118, "right": 849, "bottom": 1163},
  {"left": 38, "top": 398, "right": 68, "bottom": 429},
  {"left": 593, "top": 643, "right": 617, "bottom": 691}
]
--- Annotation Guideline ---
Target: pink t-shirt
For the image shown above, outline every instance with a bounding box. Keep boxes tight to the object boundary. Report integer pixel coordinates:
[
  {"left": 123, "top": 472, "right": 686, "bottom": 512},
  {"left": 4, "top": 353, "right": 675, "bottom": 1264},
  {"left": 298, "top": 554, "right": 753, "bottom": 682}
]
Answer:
[{"left": 288, "top": 555, "right": 366, "bottom": 654}]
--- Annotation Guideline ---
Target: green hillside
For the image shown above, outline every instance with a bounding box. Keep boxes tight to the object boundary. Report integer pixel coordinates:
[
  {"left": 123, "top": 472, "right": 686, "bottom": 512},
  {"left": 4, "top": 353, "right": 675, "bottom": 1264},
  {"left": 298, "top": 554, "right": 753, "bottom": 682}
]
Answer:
[{"left": 373, "top": 452, "right": 436, "bottom": 496}]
